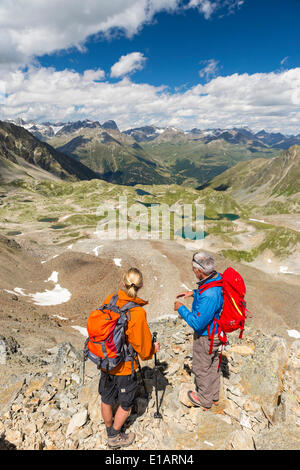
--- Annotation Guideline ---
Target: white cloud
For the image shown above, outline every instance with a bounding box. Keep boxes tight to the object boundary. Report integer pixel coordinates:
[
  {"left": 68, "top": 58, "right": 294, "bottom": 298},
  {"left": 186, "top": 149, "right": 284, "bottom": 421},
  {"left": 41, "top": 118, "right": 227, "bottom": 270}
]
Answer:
[
  {"left": 199, "top": 59, "right": 220, "bottom": 80},
  {"left": 0, "top": 0, "right": 244, "bottom": 71},
  {"left": 111, "top": 52, "right": 147, "bottom": 78},
  {"left": 187, "top": 0, "right": 244, "bottom": 19},
  {"left": 1, "top": 66, "right": 300, "bottom": 134},
  {"left": 83, "top": 69, "right": 105, "bottom": 81},
  {"left": 0, "top": 0, "right": 178, "bottom": 69},
  {"left": 187, "top": 0, "right": 218, "bottom": 19}
]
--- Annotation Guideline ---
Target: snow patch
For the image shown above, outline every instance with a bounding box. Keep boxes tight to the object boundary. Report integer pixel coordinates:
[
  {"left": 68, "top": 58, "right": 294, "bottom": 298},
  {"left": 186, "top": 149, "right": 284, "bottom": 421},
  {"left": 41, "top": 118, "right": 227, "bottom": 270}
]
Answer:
[
  {"left": 12, "top": 272, "right": 71, "bottom": 306},
  {"left": 30, "top": 284, "right": 71, "bottom": 306},
  {"left": 14, "top": 288, "right": 26, "bottom": 296},
  {"left": 4, "top": 289, "right": 18, "bottom": 295},
  {"left": 53, "top": 315, "right": 68, "bottom": 321},
  {"left": 72, "top": 326, "right": 88, "bottom": 337},
  {"left": 287, "top": 330, "right": 300, "bottom": 339},
  {"left": 46, "top": 271, "right": 59, "bottom": 283},
  {"left": 93, "top": 245, "right": 103, "bottom": 257},
  {"left": 279, "top": 266, "right": 298, "bottom": 274},
  {"left": 249, "top": 218, "right": 266, "bottom": 224}
]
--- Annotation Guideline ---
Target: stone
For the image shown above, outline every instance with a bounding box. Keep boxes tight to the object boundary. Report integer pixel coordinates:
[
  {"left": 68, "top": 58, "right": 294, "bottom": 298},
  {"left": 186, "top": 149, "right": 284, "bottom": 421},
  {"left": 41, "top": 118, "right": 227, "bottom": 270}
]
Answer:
[
  {"left": 166, "top": 363, "right": 181, "bottom": 377},
  {"left": 24, "top": 377, "right": 47, "bottom": 398},
  {"left": 24, "top": 421, "right": 37, "bottom": 436},
  {"left": 228, "top": 344, "right": 255, "bottom": 356},
  {"left": 223, "top": 399, "right": 241, "bottom": 421},
  {"left": 227, "top": 391, "right": 246, "bottom": 408},
  {"left": 0, "top": 378, "right": 25, "bottom": 415},
  {"left": 4, "top": 429, "right": 23, "bottom": 447},
  {"left": 243, "top": 398, "right": 261, "bottom": 413},
  {"left": 171, "top": 344, "right": 184, "bottom": 354},
  {"left": 240, "top": 411, "right": 253, "bottom": 430},
  {"left": 172, "top": 413, "right": 240, "bottom": 450},
  {"left": 230, "top": 430, "right": 255, "bottom": 450},
  {"left": 226, "top": 384, "right": 244, "bottom": 397},
  {"left": 78, "top": 377, "right": 102, "bottom": 423},
  {"left": 239, "top": 336, "right": 289, "bottom": 418},
  {"left": 254, "top": 424, "right": 300, "bottom": 450},
  {"left": 66, "top": 409, "right": 88, "bottom": 437},
  {"left": 0, "top": 340, "right": 6, "bottom": 365},
  {"left": 71, "top": 373, "right": 81, "bottom": 385}
]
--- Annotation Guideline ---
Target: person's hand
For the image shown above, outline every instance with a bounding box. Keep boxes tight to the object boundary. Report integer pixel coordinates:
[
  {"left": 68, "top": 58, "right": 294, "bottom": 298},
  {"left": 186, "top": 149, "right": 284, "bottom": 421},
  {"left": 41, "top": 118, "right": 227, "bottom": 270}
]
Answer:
[
  {"left": 154, "top": 341, "right": 160, "bottom": 353},
  {"left": 176, "top": 291, "right": 193, "bottom": 299},
  {"left": 174, "top": 301, "right": 184, "bottom": 311}
]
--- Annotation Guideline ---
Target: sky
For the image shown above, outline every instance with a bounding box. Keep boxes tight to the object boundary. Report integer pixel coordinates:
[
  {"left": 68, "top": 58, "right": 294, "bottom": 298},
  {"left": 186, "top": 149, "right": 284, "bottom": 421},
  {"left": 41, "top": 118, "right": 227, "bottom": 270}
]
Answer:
[{"left": 0, "top": 0, "right": 300, "bottom": 133}]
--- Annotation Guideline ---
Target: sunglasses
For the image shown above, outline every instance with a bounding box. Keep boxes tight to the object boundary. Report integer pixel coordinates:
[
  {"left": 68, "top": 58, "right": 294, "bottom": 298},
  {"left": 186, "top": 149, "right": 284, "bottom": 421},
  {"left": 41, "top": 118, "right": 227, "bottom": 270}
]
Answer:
[{"left": 192, "top": 255, "right": 205, "bottom": 270}]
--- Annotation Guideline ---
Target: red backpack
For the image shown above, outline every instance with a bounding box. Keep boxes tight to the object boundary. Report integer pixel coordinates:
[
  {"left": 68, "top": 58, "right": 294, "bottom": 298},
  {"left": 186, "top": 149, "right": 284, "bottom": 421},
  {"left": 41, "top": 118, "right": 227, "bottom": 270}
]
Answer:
[{"left": 198, "top": 267, "right": 249, "bottom": 368}]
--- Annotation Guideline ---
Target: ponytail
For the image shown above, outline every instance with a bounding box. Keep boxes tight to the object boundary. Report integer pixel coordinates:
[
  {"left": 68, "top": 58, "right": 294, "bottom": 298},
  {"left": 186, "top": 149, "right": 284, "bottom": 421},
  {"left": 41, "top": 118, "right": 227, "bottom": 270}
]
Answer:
[{"left": 123, "top": 268, "right": 143, "bottom": 299}]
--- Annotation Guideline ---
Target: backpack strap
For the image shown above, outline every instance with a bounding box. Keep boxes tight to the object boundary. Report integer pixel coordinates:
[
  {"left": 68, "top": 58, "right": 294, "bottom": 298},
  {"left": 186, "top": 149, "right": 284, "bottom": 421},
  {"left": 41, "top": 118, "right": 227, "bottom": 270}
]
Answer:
[
  {"left": 119, "top": 301, "right": 140, "bottom": 321},
  {"left": 197, "top": 277, "right": 225, "bottom": 364},
  {"left": 119, "top": 300, "right": 141, "bottom": 376},
  {"left": 198, "top": 279, "right": 223, "bottom": 295}
]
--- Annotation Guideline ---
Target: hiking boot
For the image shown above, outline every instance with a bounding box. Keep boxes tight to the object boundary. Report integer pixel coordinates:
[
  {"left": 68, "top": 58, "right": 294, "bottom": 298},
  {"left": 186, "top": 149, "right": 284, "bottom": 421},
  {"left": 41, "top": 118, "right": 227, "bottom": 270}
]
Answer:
[
  {"left": 187, "top": 391, "right": 210, "bottom": 410},
  {"left": 107, "top": 431, "right": 135, "bottom": 449}
]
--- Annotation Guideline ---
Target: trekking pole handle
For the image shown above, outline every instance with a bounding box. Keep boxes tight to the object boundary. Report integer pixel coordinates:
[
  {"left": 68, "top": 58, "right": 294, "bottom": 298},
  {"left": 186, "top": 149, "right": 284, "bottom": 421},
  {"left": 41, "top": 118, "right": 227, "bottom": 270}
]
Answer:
[
  {"left": 152, "top": 332, "right": 158, "bottom": 366},
  {"left": 152, "top": 332, "right": 158, "bottom": 344}
]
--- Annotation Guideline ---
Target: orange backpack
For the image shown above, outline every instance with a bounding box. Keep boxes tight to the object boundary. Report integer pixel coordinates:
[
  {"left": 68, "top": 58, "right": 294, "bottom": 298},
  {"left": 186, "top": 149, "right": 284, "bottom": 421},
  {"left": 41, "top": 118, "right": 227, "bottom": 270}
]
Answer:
[{"left": 84, "top": 294, "right": 139, "bottom": 374}]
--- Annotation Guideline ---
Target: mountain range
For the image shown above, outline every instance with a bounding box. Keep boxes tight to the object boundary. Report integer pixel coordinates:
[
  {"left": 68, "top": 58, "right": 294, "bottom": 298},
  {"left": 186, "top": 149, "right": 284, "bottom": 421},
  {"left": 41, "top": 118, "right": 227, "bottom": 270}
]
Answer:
[
  {"left": 2, "top": 118, "right": 300, "bottom": 191},
  {"left": 8, "top": 118, "right": 300, "bottom": 149},
  {"left": 3, "top": 119, "right": 284, "bottom": 186},
  {"left": 0, "top": 121, "right": 100, "bottom": 183}
]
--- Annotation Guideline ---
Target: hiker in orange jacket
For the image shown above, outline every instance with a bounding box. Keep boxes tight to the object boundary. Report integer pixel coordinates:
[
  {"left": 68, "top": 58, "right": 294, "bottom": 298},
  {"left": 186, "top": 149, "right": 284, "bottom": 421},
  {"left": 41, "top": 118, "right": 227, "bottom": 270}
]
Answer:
[{"left": 99, "top": 267, "right": 160, "bottom": 449}]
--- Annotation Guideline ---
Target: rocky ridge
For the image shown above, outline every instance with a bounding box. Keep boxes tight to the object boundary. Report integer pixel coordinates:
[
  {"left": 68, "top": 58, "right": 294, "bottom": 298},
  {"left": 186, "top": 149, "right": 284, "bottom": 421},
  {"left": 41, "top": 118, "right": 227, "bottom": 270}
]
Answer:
[{"left": 0, "top": 317, "right": 299, "bottom": 451}]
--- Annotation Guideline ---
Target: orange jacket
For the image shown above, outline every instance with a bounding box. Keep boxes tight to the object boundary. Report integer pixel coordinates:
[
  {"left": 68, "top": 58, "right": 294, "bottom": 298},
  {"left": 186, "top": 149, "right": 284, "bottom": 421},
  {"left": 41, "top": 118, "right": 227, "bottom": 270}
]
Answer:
[{"left": 101, "top": 289, "right": 155, "bottom": 376}]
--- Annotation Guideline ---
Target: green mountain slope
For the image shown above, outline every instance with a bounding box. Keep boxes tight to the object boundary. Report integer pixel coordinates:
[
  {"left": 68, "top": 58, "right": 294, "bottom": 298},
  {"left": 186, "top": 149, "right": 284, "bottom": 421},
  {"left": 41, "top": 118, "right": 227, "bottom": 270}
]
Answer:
[
  {"left": 141, "top": 138, "right": 278, "bottom": 186},
  {"left": 201, "top": 145, "right": 300, "bottom": 198},
  {"left": 0, "top": 121, "right": 100, "bottom": 182},
  {"left": 48, "top": 127, "right": 170, "bottom": 186}
]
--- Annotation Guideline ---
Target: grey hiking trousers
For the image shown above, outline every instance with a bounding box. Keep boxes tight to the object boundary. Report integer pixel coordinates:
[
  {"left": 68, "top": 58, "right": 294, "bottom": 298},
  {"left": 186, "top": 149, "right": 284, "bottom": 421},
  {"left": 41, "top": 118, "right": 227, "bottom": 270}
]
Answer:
[{"left": 192, "top": 333, "right": 222, "bottom": 409}]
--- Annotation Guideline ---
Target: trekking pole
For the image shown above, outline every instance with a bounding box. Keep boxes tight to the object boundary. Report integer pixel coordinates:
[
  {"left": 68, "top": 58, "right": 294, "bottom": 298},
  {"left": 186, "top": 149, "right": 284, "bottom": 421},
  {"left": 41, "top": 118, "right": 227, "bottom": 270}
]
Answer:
[
  {"left": 152, "top": 332, "right": 162, "bottom": 419},
  {"left": 81, "top": 339, "right": 89, "bottom": 386},
  {"left": 81, "top": 348, "right": 86, "bottom": 386}
]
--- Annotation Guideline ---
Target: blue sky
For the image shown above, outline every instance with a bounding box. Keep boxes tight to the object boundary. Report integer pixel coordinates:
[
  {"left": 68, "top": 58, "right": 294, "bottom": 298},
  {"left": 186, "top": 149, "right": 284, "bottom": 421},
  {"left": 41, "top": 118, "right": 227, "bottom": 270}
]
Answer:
[
  {"left": 38, "top": 0, "right": 300, "bottom": 88},
  {"left": 0, "top": 0, "right": 300, "bottom": 133}
]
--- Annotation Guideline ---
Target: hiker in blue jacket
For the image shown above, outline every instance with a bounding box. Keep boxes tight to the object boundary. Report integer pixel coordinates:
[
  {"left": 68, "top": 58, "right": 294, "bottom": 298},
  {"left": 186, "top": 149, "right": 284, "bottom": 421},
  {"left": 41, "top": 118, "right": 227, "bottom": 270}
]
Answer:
[{"left": 174, "top": 251, "right": 224, "bottom": 410}]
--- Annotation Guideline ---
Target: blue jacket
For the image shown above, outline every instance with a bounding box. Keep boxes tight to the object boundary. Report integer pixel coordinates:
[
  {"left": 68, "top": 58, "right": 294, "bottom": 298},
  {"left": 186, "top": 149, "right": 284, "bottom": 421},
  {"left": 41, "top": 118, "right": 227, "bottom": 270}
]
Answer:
[{"left": 178, "top": 273, "right": 223, "bottom": 336}]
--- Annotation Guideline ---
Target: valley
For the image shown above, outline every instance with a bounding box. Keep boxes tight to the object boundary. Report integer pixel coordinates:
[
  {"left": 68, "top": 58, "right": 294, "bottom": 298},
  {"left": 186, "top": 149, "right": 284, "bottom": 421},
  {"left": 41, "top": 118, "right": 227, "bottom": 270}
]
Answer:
[{"left": 0, "top": 118, "right": 299, "bottom": 451}]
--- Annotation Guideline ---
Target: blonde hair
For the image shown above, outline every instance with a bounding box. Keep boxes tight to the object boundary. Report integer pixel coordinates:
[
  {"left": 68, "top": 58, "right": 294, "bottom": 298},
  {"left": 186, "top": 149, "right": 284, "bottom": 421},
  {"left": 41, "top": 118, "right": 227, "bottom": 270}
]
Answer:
[{"left": 123, "top": 267, "right": 143, "bottom": 299}]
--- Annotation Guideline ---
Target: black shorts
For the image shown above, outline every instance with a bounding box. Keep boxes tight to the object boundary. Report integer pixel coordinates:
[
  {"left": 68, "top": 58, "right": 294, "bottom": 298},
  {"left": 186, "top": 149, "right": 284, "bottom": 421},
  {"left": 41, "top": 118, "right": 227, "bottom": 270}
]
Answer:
[{"left": 99, "top": 371, "right": 138, "bottom": 410}]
